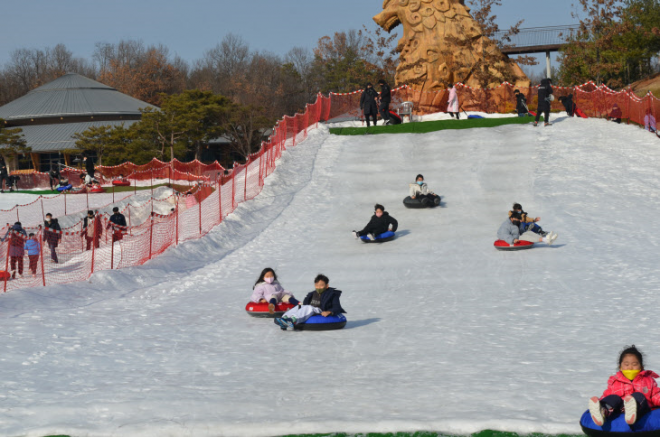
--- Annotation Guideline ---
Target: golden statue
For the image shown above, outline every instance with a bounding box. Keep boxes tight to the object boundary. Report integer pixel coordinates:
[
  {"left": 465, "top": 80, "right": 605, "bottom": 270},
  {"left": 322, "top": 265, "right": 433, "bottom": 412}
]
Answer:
[{"left": 374, "top": 0, "right": 529, "bottom": 93}]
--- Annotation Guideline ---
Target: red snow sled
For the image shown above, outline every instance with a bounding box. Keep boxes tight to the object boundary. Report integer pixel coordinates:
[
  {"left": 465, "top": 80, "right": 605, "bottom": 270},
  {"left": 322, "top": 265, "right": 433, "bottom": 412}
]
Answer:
[
  {"left": 245, "top": 302, "right": 295, "bottom": 318},
  {"left": 112, "top": 179, "right": 131, "bottom": 186},
  {"left": 388, "top": 111, "right": 403, "bottom": 125},
  {"left": 575, "top": 108, "right": 588, "bottom": 118},
  {"left": 494, "top": 240, "right": 534, "bottom": 251},
  {"left": 0, "top": 271, "right": 10, "bottom": 280},
  {"left": 528, "top": 111, "right": 537, "bottom": 117},
  {"left": 89, "top": 186, "right": 105, "bottom": 193}
]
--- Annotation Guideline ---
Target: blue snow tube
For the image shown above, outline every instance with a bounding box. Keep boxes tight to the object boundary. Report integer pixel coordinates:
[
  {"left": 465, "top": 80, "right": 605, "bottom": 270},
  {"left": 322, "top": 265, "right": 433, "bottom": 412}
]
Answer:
[
  {"left": 360, "top": 231, "right": 395, "bottom": 243},
  {"left": 296, "top": 314, "right": 347, "bottom": 331},
  {"left": 56, "top": 184, "right": 72, "bottom": 192},
  {"left": 468, "top": 115, "right": 484, "bottom": 119},
  {"left": 581, "top": 409, "right": 660, "bottom": 437}
]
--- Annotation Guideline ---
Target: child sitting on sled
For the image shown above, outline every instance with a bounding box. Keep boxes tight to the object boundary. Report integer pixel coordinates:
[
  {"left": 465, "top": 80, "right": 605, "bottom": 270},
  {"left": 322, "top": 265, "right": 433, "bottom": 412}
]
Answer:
[
  {"left": 410, "top": 174, "right": 441, "bottom": 206},
  {"left": 250, "top": 267, "right": 299, "bottom": 314},
  {"left": 589, "top": 345, "right": 660, "bottom": 426}
]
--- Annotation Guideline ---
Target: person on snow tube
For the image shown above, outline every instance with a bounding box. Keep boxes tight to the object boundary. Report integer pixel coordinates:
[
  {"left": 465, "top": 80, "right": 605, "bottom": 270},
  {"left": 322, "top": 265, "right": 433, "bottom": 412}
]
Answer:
[
  {"left": 410, "top": 174, "right": 440, "bottom": 206},
  {"left": 352, "top": 204, "right": 398, "bottom": 241},
  {"left": 589, "top": 345, "right": 660, "bottom": 427},
  {"left": 508, "top": 203, "right": 553, "bottom": 237},
  {"left": 274, "top": 274, "right": 345, "bottom": 330},
  {"left": 250, "top": 267, "right": 300, "bottom": 314},
  {"left": 497, "top": 212, "right": 557, "bottom": 246}
]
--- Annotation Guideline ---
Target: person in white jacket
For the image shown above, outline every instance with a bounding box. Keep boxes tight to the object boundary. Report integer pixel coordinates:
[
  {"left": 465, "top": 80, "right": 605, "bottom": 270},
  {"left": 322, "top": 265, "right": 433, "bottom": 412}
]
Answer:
[
  {"left": 410, "top": 174, "right": 440, "bottom": 206},
  {"left": 250, "top": 268, "right": 299, "bottom": 314}
]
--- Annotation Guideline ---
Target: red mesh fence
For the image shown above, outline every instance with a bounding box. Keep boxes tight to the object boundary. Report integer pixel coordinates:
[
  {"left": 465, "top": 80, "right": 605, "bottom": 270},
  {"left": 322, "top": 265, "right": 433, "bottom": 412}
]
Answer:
[{"left": 3, "top": 85, "right": 657, "bottom": 292}]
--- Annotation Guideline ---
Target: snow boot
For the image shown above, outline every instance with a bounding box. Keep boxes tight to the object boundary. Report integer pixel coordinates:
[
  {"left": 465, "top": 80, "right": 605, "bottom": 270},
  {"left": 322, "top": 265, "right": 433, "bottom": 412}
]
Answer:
[
  {"left": 274, "top": 318, "right": 291, "bottom": 331},
  {"left": 268, "top": 303, "right": 276, "bottom": 314},
  {"left": 545, "top": 122, "right": 552, "bottom": 127},
  {"left": 589, "top": 396, "right": 608, "bottom": 426},
  {"left": 550, "top": 232, "right": 558, "bottom": 244},
  {"left": 352, "top": 231, "right": 359, "bottom": 239},
  {"left": 367, "top": 233, "right": 376, "bottom": 241},
  {"left": 624, "top": 395, "right": 637, "bottom": 425}
]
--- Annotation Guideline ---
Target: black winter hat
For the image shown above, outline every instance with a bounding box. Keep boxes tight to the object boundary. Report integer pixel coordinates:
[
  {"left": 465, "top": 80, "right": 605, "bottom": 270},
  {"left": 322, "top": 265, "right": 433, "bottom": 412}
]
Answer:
[{"left": 366, "top": 82, "right": 373, "bottom": 88}]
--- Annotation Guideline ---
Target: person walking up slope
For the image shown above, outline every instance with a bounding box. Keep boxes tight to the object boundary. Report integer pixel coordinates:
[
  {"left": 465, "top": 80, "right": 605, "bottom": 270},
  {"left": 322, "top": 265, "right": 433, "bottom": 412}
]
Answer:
[
  {"left": 2, "top": 222, "right": 27, "bottom": 278},
  {"left": 24, "top": 233, "right": 41, "bottom": 278},
  {"left": 43, "top": 213, "right": 61, "bottom": 264}
]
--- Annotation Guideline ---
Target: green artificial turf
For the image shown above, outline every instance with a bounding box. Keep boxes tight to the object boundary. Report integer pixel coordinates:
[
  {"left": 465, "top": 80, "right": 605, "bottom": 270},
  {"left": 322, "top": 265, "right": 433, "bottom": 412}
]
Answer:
[
  {"left": 14, "top": 183, "right": 179, "bottom": 196},
  {"left": 42, "top": 429, "right": 583, "bottom": 437},
  {"left": 277, "top": 431, "right": 581, "bottom": 437},
  {"left": 329, "top": 115, "right": 543, "bottom": 136}
]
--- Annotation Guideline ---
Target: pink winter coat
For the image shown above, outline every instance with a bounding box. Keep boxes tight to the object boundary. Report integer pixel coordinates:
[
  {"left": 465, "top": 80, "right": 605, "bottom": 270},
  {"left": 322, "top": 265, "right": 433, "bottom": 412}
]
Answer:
[
  {"left": 600, "top": 370, "right": 660, "bottom": 408},
  {"left": 250, "top": 281, "right": 295, "bottom": 303},
  {"left": 447, "top": 87, "right": 459, "bottom": 113}
]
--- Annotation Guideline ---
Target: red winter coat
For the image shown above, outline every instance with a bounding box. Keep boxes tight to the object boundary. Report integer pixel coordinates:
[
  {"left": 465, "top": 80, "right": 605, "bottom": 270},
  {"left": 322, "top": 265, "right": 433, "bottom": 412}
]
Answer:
[{"left": 601, "top": 370, "right": 660, "bottom": 408}]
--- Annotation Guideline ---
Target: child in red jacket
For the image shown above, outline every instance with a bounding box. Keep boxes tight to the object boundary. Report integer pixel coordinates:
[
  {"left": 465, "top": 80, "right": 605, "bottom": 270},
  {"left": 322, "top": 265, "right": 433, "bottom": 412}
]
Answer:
[{"left": 589, "top": 345, "right": 660, "bottom": 426}]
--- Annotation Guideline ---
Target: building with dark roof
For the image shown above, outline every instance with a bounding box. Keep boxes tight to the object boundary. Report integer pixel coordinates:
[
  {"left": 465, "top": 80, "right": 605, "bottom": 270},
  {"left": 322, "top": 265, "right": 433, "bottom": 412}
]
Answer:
[{"left": 0, "top": 73, "right": 153, "bottom": 172}]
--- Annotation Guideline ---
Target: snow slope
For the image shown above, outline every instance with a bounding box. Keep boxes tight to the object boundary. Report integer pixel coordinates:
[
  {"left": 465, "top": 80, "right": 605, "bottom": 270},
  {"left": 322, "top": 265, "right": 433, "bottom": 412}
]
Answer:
[{"left": 2, "top": 116, "right": 660, "bottom": 437}]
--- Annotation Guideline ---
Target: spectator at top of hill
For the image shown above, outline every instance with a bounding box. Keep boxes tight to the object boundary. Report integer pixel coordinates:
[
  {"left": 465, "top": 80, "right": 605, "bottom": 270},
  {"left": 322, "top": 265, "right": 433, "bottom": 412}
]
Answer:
[{"left": 644, "top": 109, "right": 656, "bottom": 132}]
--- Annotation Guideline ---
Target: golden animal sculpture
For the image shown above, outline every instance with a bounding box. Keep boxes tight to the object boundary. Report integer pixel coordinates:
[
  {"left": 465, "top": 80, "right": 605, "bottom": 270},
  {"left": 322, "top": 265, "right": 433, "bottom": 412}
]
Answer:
[{"left": 373, "top": 0, "right": 530, "bottom": 93}]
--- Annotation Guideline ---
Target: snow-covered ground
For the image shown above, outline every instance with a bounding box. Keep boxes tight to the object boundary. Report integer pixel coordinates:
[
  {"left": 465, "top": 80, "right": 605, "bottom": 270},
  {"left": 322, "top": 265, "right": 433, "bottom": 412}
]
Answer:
[{"left": 1, "top": 115, "right": 660, "bottom": 437}]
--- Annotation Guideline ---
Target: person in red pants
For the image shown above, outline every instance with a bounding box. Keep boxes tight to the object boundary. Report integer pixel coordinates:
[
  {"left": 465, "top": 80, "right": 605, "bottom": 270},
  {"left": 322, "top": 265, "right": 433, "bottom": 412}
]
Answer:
[
  {"left": 2, "top": 222, "right": 27, "bottom": 278},
  {"left": 24, "top": 233, "right": 41, "bottom": 278},
  {"left": 82, "top": 210, "right": 102, "bottom": 251}
]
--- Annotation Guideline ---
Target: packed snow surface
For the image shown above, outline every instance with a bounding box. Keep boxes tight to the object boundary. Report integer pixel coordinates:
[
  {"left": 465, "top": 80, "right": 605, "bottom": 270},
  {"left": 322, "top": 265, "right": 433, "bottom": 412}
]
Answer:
[{"left": 2, "top": 116, "right": 660, "bottom": 437}]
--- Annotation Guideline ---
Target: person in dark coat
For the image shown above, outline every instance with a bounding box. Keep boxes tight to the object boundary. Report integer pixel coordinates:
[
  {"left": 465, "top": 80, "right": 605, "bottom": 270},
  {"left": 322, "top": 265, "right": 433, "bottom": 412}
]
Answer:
[
  {"left": 83, "top": 155, "right": 95, "bottom": 176},
  {"left": 534, "top": 78, "right": 554, "bottom": 127},
  {"left": 43, "top": 213, "right": 62, "bottom": 263},
  {"left": 352, "top": 203, "right": 398, "bottom": 240},
  {"left": 1, "top": 222, "right": 27, "bottom": 278},
  {"left": 107, "top": 207, "right": 127, "bottom": 243},
  {"left": 360, "top": 83, "right": 379, "bottom": 127},
  {"left": 0, "top": 159, "right": 8, "bottom": 193},
  {"left": 48, "top": 164, "right": 61, "bottom": 191},
  {"left": 558, "top": 94, "right": 576, "bottom": 117},
  {"left": 274, "top": 274, "right": 346, "bottom": 330},
  {"left": 378, "top": 79, "right": 392, "bottom": 125},
  {"left": 607, "top": 104, "right": 623, "bottom": 124},
  {"left": 514, "top": 90, "right": 529, "bottom": 117},
  {"left": 82, "top": 210, "right": 102, "bottom": 251}
]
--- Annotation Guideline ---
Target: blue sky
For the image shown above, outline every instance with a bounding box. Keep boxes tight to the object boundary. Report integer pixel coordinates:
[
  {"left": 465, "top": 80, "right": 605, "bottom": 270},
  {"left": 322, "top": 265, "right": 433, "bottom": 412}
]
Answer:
[{"left": 0, "top": 0, "right": 579, "bottom": 72}]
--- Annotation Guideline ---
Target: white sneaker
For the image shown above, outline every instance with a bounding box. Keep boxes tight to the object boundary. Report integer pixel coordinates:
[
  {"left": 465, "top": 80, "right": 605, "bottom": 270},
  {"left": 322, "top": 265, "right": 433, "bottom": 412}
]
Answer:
[
  {"left": 589, "top": 396, "right": 606, "bottom": 426},
  {"left": 624, "top": 395, "right": 637, "bottom": 425},
  {"left": 550, "top": 232, "right": 558, "bottom": 244},
  {"left": 352, "top": 231, "right": 359, "bottom": 239},
  {"left": 367, "top": 233, "right": 376, "bottom": 241},
  {"left": 543, "top": 236, "right": 551, "bottom": 244}
]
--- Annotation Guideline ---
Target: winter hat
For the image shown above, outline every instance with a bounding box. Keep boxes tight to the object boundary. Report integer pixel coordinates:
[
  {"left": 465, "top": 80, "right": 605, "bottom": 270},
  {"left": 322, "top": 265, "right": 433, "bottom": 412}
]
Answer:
[
  {"left": 378, "top": 79, "right": 386, "bottom": 85},
  {"left": 366, "top": 82, "right": 373, "bottom": 88}
]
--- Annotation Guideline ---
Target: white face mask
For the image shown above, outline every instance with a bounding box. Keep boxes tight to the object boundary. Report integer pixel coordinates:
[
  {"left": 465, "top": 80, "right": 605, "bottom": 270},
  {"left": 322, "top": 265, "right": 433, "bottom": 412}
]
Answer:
[{"left": 264, "top": 277, "right": 274, "bottom": 284}]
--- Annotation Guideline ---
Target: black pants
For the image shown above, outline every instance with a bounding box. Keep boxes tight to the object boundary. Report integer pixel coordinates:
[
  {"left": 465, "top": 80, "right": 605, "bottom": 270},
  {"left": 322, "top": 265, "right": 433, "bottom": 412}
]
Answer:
[
  {"left": 357, "top": 225, "right": 388, "bottom": 237},
  {"left": 379, "top": 101, "right": 390, "bottom": 122},
  {"left": 535, "top": 106, "right": 550, "bottom": 123},
  {"left": 365, "top": 113, "right": 377, "bottom": 127},
  {"left": 268, "top": 297, "right": 300, "bottom": 306},
  {"left": 417, "top": 194, "right": 440, "bottom": 205},
  {"left": 449, "top": 112, "right": 460, "bottom": 119},
  {"left": 50, "top": 176, "right": 60, "bottom": 190},
  {"left": 601, "top": 393, "right": 651, "bottom": 418}
]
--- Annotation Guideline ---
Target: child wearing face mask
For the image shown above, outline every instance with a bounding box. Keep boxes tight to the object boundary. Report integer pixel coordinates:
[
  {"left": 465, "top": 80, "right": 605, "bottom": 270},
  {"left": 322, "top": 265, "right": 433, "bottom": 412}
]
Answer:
[
  {"left": 352, "top": 204, "right": 398, "bottom": 241},
  {"left": 589, "top": 345, "right": 660, "bottom": 426},
  {"left": 410, "top": 174, "right": 440, "bottom": 206},
  {"left": 497, "top": 211, "right": 556, "bottom": 245},
  {"left": 250, "top": 267, "right": 299, "bottom": 314}
]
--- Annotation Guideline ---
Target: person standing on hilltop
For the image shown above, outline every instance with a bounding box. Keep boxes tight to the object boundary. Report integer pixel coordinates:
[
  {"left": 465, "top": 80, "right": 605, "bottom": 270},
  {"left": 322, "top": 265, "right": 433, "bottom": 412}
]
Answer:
[
  {"left": 534, "top": 78, "right": 554, "bottom": 127},
  {"left": 378, "top": 79, "right": 392, "bottom": 125},
  {"left": 360, "top": 83, "right": 380, "bottom": 127}
]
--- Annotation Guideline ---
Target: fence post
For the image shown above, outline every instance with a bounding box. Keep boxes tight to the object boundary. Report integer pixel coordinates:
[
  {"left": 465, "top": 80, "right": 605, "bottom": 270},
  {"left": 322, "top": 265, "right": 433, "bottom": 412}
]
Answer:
[
  {"left": 86, "top": 189, "right": 89, "bottom": 210},
  {"left": 244, "top": 160, "right": 249, "bottom": 201},
  {"left": 218, "top": 176, "right": 223, "bottom": 223},
  {"left": 626, "top": 87, "right": 631, "bottom": 125},
  {"left": 40, "top": 196, "right": 44, "bottom": 222},
  {"left": 151, "top": 169, "right": 154, "bottom": 196},
  {"left": 127, "top": 206, "right": 132, "bottom": 236},
  {"left": 175, "top": 200, "right": 179, "bottom": 245},
  {"left": 198, "top": 189, "right": 202, "bottom": 236},
  {"left": 90, "top": 216, "right": 97, "bottom": 275},
  {"left": 39, "top": 229, "right": 46, "bottom": 286},
  {"left": 16, "top": 207, "right": 19, "bottom": 223},
  {"left": 134, "top": 173, "right": 137, "bottom": 195},
  {"left": 148, "top": 214, "right": 153, "bottom": 260},
  {"left": 110, "top": 225, "right": 115, "bottom": 270},
  {"left": 112, "top": 185, "right": 115, "bottom": 203},
  {"left": 64, "top": 192, "right": 67, "bottom": 215},
  {"left": 231, "top": 168, "right": 236, "bottom": 209},
  {"left": 4, "top": 232, "right": 10, "bottom": 292}
]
